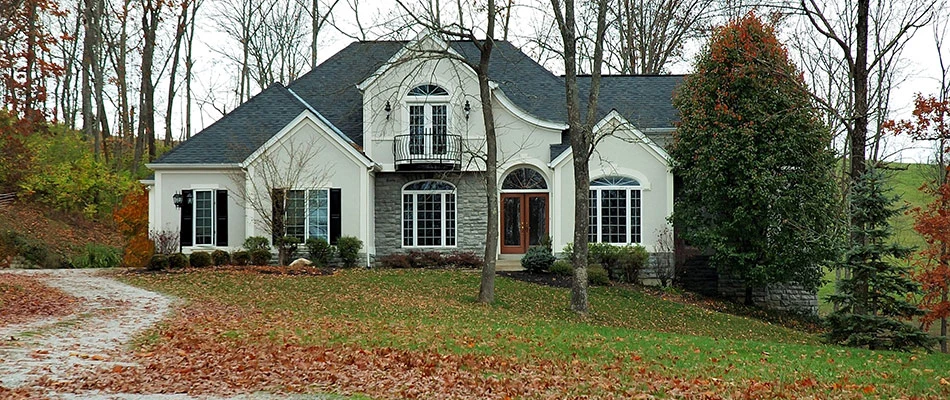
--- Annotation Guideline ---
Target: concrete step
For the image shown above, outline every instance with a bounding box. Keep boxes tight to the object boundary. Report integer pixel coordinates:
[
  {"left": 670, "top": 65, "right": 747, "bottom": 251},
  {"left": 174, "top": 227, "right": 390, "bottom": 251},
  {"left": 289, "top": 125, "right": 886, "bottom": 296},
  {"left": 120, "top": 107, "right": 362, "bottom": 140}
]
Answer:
[{"left": 495, "top": 259, "right": 524, "bottom": 272}]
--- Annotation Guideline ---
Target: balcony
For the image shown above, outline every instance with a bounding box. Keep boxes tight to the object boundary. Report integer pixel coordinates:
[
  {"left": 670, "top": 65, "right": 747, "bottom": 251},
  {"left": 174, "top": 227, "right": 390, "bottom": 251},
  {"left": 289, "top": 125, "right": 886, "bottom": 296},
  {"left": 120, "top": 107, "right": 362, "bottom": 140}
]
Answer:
[{"left": 393, "top": 131, "right": 462, "bottom": 170}]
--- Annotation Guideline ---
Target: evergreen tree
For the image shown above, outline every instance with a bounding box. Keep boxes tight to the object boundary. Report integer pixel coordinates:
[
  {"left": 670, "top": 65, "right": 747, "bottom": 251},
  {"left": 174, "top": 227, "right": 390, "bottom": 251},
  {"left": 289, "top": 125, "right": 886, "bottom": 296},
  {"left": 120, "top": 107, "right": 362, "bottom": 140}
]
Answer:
[
  {"left": 670, "top": 13, "right": 839, "bottom": 303},
  {"left": 826, "top": 167, "right": 933, "bottom": 351}
]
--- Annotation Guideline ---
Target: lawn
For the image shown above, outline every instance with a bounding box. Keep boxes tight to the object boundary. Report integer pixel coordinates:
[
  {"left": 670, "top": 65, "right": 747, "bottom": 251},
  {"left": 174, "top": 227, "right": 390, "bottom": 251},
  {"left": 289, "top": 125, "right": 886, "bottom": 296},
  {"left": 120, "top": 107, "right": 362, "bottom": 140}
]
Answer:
[{"left": 92, "top": 268, "right": 950, "bottom": 399}]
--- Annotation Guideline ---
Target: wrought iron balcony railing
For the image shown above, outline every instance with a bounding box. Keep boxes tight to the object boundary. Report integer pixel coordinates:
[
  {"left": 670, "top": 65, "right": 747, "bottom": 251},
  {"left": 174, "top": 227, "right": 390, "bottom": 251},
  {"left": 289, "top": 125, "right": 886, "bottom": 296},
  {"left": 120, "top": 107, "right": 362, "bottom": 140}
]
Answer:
[{"left": 393, "top": 131, "right": 462, "bottom": 169}]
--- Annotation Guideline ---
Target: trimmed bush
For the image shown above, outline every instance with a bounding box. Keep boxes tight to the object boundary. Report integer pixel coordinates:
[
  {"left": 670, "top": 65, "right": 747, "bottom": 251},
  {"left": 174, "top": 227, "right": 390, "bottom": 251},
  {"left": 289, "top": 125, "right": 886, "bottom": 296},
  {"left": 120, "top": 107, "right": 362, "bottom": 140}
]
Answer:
[
  {"left": 250, "top": 248, "right": 272, "bottom": 266},
  {"left": 243, "top": 236, "right": 270, "bottom": 251},
  {"left": 189, "top": 251, "right": 212, "bottom": 268},
  {"left": 444, "top": 251, "right": 482, "bottom": 269},
  {"left": 378, "top": 253, "right": 412, "bottom": 269},
  {"left": 168, "top": 253, "right": 189, "bottom": 269},
  {"left": 337, "top": 236, "right": 363, "bottom": 268},
  {"left": 550, "top": 260, "right": 573, "bottom": 276},
  {"left": 211, "top": 250, "right": 230, "bottom": 266},
  {"left": 521, "top": 246, "right": 555, "bottom": 273},
  {"left": 148, "top": 254, "right": 169, "bottom": 271},
  {"left": 231, "top": 250, "right": 250, "bottom": 266},
  {"left": 72, "top": 244, "right": 122, "bottom": 269},
  {"left": 588, "top": 264, "right": 609, "bottom": 286},
  {"left": 615, "top": 245, "right": 649, "bottom": 284},
  {"left": 305, "top": 237, "right": 334, "bottom": 267}
]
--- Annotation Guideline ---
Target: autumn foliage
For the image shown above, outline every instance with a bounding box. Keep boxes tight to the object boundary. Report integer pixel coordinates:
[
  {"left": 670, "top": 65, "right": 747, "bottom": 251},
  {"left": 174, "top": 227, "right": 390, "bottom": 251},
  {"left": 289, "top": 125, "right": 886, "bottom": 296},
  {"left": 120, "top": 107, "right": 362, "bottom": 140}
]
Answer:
[
  {"left": 114, "top": 185, "right": 153, "bottom": 268},
  {"left": 911, "top": 180, "right": 950, "bottom": 325}
]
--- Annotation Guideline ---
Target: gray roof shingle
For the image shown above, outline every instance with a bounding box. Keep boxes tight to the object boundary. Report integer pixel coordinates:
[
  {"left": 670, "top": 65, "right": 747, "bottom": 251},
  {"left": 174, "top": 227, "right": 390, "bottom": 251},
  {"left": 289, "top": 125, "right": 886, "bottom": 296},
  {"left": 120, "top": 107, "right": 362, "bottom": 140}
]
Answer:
[
  {"left": 153, "top": 83, "right": 307, "bottom": 164},
  {"left": 155, "top": 40, "right": 683, "bottom": 165}
]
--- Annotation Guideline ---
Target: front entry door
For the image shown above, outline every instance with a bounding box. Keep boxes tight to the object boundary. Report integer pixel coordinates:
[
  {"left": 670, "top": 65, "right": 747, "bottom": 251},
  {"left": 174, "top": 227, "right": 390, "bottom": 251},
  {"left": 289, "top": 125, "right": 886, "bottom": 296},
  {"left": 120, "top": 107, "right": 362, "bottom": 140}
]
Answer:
[{"left": 501, "top": 193, "right": 549, "bottom": 254}]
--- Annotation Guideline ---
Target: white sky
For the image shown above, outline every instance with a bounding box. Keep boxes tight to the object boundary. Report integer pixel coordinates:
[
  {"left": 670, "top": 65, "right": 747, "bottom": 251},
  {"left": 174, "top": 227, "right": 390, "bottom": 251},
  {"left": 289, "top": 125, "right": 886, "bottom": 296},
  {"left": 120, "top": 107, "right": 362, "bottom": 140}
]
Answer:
[{"left": 176, "top": 0, "right": 948, "bottom": 164}]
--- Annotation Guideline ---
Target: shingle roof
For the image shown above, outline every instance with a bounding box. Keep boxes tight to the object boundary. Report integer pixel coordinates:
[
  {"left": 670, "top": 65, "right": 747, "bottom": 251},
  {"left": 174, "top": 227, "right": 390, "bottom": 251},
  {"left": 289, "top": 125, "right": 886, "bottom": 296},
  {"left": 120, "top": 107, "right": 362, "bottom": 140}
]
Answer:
[
  {"left": 153, "top": 83, "right": 307, "bottom": 164},
  {"left": 154, "top": 40, "right": 683, "bottom": 165},
  {"left": 576, "top": 75, "right": 684, "bottom": 129}
]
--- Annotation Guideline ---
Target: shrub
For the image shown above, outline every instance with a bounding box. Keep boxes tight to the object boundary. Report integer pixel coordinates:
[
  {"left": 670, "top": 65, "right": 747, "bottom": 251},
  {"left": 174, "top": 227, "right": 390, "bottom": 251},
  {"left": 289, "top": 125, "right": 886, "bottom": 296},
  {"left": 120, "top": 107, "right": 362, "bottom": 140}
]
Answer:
[
  {"left": 72, "top": 244, "right": 122, "bottom": 269},
  {"left": 588, "top": 264, "right": 609, "bottom": 286},
  {"left": 149, "top": 230, "right": 180, "bottom": 255},
  {"left": 211, "top": 249, "right": 230, "bottom": 266},
  {"left": 17, "top": 237, "right": 67, "bottom": 269},
  {"left": 444, "top": 251, "right": 483, "bottom": 269},
  {"left": 614, "top": 245, "right": 649, "bottom": 284},
  {"left": 243, "top": 236, "right": 270, "bottom": 251},
  {"left": 231, "top": 250, "right": 250, "bottom": 266},
  {"left": 378, "top": 253, "right": 412, "bottom": 269},
  {"left": 189, "top": 251, "right": 212, "bottom": 268},
  {"left": 336, "top": 236, "right": 363, "bottom": 268},
  {"left": 521, "top": 246, "right": 555, "bottom": 273},
  {"left": 550, "top": 260, "right": 573, "bottom": 276},
  {"left": 275, "top": 236, "right": 300, "bottom": 266},
  {"left": 250, "top": 248, "right": 272, "bottom": 266},
  {"left": 305, "top": 237, "right": 335, "bottom": 267},
  {"left": 148, "top": 254, "right": 169, "bottom": 271},
  {"left": 168, "top": 253, "right": 189, "bottom": 269}
]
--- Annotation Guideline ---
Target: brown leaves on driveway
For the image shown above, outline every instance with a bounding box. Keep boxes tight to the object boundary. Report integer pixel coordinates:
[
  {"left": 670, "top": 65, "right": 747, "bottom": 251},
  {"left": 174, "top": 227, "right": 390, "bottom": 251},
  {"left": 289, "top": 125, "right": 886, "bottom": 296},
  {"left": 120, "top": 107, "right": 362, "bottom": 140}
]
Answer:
[{"left": 0, "top": 273, "right": 78, "bottom": 327}]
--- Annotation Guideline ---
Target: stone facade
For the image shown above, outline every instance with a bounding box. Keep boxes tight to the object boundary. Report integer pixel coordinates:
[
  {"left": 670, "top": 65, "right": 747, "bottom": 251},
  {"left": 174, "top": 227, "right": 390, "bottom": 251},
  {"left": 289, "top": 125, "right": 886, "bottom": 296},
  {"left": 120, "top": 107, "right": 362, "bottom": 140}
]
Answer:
[
  {"left": 374, "top": 171, "right": 487, "bottom": 259},
  {"left": 717, "top": 272, "right": 819, "bottom": 315}
]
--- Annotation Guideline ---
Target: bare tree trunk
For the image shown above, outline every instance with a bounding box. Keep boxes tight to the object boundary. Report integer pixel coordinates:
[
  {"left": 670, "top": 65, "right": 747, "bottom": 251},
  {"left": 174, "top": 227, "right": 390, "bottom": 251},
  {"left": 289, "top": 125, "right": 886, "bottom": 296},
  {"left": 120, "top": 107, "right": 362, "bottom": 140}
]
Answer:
[
  {"left": 165, "top": 0, "right": 190, "bottom": 147},
  {"left": 81, "top": 0, "right": 98, "bottom": 157},
  {"left": 477, "top": 0, "right": 498, "bottom": 304},
  {"left": 185, "top": 0, "right": 199, "bottom": 140},
  {"left": 850, "top": 0, "right": 869, "bottom": 316},
  {"left": 136, "top": 0, "right": 160, "bottom": 171}
]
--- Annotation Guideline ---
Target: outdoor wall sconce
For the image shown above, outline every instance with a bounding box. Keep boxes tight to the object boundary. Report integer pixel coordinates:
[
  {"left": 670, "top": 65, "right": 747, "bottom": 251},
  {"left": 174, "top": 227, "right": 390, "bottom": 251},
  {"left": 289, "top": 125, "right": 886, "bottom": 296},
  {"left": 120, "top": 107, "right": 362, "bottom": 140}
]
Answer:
[
  {"left": 173, "top": 192, "right": 183, "bottom": 208},
  {"left": 464, "top": 100, "right": 471, "bottom": 120},
  {"left": 385, "top": 101, "right": 392, "bottom": 120}
]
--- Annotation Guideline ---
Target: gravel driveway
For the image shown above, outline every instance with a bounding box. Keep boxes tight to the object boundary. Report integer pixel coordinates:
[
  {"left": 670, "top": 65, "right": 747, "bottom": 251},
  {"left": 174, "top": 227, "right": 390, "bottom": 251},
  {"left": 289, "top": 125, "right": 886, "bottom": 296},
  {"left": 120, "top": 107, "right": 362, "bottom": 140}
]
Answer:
[{"left": 0, "top": 269, "right": 178, "bottom": 398}]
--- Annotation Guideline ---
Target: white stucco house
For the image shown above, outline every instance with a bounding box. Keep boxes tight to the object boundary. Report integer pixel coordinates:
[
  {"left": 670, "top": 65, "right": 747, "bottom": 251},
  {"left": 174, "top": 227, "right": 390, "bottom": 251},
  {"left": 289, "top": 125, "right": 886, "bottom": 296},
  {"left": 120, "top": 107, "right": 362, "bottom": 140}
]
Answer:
[{"left": 142, "top": 34, "right": 682, "bottom": 266}]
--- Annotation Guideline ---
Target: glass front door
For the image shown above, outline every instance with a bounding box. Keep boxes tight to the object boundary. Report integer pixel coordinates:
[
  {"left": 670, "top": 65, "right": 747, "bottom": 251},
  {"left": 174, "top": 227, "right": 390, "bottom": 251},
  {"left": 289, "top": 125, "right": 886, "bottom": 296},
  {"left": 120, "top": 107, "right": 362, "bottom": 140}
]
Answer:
[{"left": 500, "top": 193, "right": 548, "bottom": 254}]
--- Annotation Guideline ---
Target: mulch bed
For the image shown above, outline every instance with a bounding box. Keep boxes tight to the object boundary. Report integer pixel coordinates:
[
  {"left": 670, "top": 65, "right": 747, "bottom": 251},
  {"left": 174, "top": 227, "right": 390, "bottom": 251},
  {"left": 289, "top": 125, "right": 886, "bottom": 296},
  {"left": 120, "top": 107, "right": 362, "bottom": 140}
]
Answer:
[{"left": 498, "top": 270, "right": 573, "bottom": 288}]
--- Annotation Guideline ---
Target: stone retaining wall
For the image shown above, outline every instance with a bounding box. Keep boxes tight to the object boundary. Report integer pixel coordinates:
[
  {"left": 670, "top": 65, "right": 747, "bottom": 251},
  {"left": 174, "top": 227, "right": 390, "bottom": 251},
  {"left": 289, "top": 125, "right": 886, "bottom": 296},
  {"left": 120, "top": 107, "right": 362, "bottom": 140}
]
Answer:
[{"left": 717, "top": 271, "right": 818, "bottom": 315}]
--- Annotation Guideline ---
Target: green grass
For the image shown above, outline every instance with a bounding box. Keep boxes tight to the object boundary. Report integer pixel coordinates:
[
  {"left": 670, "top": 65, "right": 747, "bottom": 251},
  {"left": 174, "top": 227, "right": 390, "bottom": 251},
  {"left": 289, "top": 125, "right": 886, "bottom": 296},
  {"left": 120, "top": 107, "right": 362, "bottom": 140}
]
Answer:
[{"left": 122, "top": 269, "right": 950, "bottom": 397}]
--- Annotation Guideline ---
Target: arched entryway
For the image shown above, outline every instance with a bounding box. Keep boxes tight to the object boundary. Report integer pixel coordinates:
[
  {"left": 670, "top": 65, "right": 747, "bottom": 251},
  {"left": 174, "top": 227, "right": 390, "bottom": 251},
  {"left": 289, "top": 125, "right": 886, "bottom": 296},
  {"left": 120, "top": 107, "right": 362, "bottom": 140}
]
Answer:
[{"left": 500, "top": 167, "right": 549, "bottom": 254}]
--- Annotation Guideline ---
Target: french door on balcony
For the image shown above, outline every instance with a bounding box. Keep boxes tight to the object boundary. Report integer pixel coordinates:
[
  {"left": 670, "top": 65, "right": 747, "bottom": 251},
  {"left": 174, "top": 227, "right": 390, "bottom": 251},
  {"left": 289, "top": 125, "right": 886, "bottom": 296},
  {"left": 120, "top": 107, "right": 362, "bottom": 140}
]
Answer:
[{"left": 409, "top": 104, "right": 448, "bottom": 156}]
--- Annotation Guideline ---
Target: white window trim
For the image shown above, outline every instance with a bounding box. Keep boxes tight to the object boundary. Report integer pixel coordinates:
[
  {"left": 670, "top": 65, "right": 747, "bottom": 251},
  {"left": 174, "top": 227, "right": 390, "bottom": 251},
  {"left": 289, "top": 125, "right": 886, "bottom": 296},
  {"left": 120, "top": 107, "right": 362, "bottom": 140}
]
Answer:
[
  {"left": 589, "top": 185, "right": 642, "bottom": 245},
  {"left": 401, "top": 181, "right": 457, "bottom": 248},
  {"left": 286, "top": 188, "right": 331, "bottom": 242},
  {"left": 193, "top": 189, "right": 216, "bottom": 247}
]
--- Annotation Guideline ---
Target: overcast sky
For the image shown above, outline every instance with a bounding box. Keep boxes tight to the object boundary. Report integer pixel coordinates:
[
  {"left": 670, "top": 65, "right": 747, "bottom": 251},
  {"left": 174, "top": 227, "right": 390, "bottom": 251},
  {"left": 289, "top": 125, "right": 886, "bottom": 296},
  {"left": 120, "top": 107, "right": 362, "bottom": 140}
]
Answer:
[{"left": 176, "top": 0, "right": 948, "bottom": 163}]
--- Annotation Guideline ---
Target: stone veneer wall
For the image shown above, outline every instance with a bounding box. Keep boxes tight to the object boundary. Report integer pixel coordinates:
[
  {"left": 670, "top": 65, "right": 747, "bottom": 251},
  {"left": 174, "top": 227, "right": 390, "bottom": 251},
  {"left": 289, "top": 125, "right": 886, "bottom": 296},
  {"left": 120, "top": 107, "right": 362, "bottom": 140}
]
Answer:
[
  {"left": 717, "top": 271, "right": 819, "bottom": 315},
  {"left": 374, "top": 172, "right": 487, "bottom": 259}
]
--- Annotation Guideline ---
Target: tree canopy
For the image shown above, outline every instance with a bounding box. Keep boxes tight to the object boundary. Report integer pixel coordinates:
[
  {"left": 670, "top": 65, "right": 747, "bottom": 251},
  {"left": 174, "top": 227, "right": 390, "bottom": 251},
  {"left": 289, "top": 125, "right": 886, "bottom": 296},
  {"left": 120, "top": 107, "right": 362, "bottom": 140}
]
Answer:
[{"left": 671, "top": 13, "right": 839, "bottom": 296}]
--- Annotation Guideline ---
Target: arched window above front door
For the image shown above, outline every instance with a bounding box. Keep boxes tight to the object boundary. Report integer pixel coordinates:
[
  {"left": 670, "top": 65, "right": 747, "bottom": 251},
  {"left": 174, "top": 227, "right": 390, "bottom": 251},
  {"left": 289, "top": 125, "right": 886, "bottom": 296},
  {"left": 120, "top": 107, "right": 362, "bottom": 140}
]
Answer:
[{"left": 502, "top": 168, "right": 548, "bottom": 190}]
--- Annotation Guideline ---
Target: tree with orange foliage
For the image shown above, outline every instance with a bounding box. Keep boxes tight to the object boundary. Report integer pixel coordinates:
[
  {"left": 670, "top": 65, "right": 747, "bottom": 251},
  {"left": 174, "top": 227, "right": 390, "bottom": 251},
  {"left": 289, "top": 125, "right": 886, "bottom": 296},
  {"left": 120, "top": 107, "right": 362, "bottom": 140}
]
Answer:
[
  {"left": 113, "top": 185, "right": 153, "bottom": 268},
  {"left": 889, "top": 93, "right": 950, "bottom": 352}
]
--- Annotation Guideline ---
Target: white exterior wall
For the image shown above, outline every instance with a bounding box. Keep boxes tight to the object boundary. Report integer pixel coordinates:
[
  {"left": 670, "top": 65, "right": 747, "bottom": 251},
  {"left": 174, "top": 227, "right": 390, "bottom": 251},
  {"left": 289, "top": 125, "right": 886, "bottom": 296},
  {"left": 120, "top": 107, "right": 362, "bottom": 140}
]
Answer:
[
  {"left": 243, "top": 114, "right": 373, "bottom": 252},
  {"left": 150, "top": 168, "right": 245, "bottom": 252},
  {"left": 551, "top": 119, "right": 674, "bottom": 253}
]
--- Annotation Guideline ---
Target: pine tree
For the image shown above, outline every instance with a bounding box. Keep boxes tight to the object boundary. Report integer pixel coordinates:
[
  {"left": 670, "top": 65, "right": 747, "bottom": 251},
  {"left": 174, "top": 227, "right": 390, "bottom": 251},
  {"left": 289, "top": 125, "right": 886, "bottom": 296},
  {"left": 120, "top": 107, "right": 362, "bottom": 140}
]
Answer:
[{"left": 826, "top": 167, "right": 934, "bottom": 351}]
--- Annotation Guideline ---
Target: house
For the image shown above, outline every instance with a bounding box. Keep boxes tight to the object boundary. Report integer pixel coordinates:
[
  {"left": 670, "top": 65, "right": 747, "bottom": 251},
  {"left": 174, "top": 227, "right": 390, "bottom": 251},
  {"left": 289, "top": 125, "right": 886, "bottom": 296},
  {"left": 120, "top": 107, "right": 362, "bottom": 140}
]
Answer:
[{"left": 142, "top": 33, "right": 681, "bottom": 273}]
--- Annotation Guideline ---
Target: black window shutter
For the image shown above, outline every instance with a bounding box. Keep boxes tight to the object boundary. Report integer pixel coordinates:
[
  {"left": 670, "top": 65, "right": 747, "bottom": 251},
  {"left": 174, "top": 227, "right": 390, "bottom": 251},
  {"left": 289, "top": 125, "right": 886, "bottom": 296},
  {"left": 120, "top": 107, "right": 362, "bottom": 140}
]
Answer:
[
  {"left": 180, "top": 190, "right": 193, "bottom": 247},
  {"left": 215, "top": 190, "right": 228, "bottom": 246},
  {"left": 329, "top": 188, "right": 341, "bottom": 245},
  {"left": 271, "top": 189, "right": 285, "bottom": 246}
]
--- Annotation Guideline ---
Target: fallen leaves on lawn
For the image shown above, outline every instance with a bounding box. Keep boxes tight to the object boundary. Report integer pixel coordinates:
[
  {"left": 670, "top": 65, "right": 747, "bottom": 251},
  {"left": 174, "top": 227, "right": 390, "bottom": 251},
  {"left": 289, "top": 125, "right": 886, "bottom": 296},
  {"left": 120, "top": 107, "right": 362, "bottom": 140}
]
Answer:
[
  {"left": 39, "top": 300, "right": 887, "bottom": 399},
  {"left": 0, "top": 273, "right": 79, "bottom": 327}
]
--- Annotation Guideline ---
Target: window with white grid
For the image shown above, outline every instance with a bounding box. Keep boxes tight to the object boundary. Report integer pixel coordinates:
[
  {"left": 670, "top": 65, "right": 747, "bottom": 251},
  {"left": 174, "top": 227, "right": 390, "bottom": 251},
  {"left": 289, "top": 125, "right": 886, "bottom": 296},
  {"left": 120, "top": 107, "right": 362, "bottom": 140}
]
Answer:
[
  {"left": 588, "top": 176, "right": 642, "bottom": 244},
  {"left": 284, "top": 189, "right": 330, "bottom": 242},
  {"left": 402, "top": 180, "right": 457, "bottom": 248},
  {"left": 194, "top": 190, "right": 214, "bottom": 245}
]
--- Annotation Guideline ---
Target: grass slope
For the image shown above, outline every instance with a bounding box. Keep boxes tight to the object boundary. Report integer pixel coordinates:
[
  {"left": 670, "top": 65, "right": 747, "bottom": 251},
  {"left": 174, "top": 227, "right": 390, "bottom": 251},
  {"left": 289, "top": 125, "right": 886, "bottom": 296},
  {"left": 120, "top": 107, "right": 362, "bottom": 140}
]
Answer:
[{"left": 122, "top": 269, "right": 950, "bottom": 397}]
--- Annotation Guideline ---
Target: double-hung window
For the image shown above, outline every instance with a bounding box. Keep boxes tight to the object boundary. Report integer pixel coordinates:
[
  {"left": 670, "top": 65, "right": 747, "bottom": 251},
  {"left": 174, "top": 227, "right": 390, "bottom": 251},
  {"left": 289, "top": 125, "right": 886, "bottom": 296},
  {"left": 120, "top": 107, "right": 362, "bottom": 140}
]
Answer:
[
  {"left": 194, "top": 190, "right": 214, "bottom": 245},
  {"left": 180, "top": 189, "right": 228, "bottom": 247},
  {"left": 402, "top": 180, "right": 456, "bottom": 247},
  {"left": 588, "top": 176, "right": 642, "bottom": 244},
  {"left": 284, "top": 189, "right": 330, "bottom": 242}
]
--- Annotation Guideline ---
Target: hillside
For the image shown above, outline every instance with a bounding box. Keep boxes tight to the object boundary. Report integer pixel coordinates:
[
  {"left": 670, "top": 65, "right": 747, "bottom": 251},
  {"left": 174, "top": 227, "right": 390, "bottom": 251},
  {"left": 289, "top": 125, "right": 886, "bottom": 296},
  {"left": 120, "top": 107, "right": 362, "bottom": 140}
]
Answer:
[{"left": 0, "top": 200, "right": 123, "bottom": 268}]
